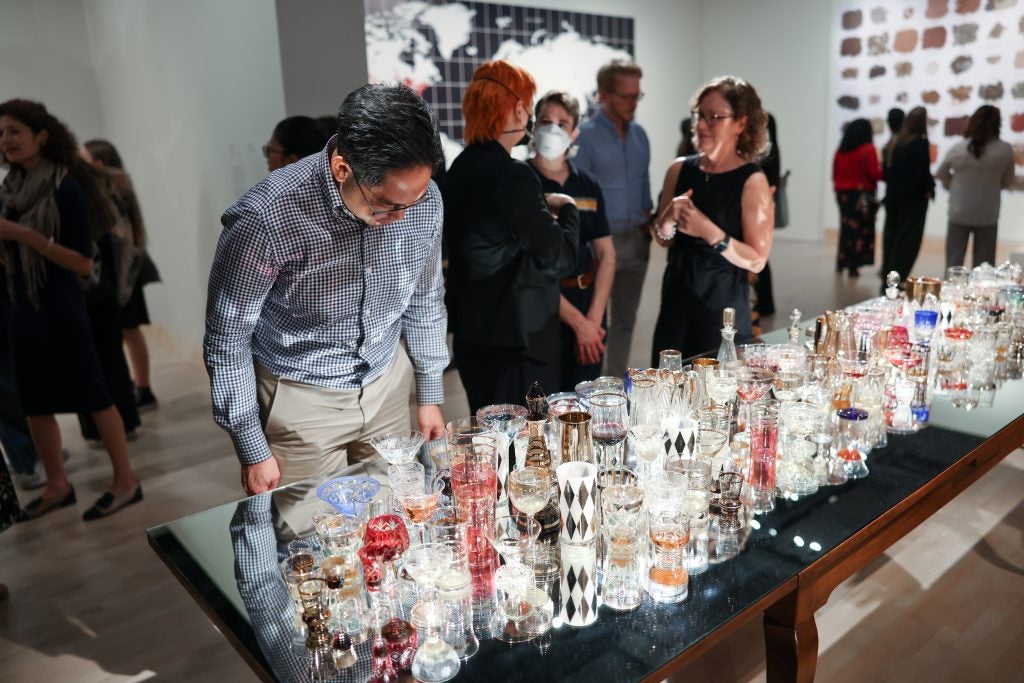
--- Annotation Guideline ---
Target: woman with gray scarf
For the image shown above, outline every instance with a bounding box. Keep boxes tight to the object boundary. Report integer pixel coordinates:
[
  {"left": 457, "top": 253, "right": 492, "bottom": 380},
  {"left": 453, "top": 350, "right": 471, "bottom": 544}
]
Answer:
[{"left": 0, "top": 99, "right": 140, "bottom": 521}]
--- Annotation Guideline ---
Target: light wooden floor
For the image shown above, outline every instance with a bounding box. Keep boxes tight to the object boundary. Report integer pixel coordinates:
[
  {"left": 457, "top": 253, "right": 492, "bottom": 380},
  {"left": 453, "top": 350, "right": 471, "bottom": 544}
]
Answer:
[{"left": 1, "top": 234, "right": 1022, "bottom": 683}]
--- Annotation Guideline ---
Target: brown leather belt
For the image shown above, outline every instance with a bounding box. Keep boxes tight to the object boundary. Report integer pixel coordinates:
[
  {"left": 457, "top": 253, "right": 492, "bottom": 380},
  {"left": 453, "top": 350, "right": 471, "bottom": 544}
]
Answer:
[{"left": 561, "top": 272, "right": 595, "bottom": 290}]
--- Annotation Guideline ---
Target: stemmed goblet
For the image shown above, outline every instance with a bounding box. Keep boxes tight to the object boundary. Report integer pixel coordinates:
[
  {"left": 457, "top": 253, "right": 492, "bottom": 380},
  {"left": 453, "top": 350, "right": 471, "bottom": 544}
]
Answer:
[
  {"left": 370, "top": 430, "right": 426, "bottom": 466},
  {"left": 404, "top": 543, "right": 461, "bottom": 682},
  {"left": 733, "top": 366, "right": 775, "bottom": 434},
  {"left": 398, "top": 477, "right": 445, "bottom": 546},
  {"left": 508, "top": 466, "right": 551, "bottom": 545}
]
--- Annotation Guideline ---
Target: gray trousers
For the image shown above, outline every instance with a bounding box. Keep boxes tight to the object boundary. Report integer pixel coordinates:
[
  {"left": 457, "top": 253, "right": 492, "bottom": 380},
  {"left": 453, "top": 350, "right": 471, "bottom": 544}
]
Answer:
[
  {"left": 946, "top": 221, "right": 997, "bottom": 270},
  {"left": 605, "top": 227, "right": 651, "bottom": 377}
]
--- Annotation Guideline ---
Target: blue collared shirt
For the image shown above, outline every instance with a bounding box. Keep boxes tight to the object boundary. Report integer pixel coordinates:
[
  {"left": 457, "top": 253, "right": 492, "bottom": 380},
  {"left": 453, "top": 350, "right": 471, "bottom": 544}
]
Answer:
[
  {"left": 204, "top": 142, "right": 448, "bottom": 466},
  {"left": 573, "top": 109, "right": 653, "bottom": 233}
]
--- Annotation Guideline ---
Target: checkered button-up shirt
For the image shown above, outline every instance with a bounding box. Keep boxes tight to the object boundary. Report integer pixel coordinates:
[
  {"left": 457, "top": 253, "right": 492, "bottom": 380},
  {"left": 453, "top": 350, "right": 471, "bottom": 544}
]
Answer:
[{"left": 204, "top": 143, "right": 448, "bottom": 466}]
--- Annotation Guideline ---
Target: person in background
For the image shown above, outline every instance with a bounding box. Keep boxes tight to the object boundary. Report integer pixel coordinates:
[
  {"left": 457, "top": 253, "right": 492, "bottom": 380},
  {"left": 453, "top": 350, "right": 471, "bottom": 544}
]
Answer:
[
  {"left": 262, "top": 116, "right": 329, "bottom": 172},
  {"left": 752, "top": 112, "right": 780, "bottom": 325},
  {"left": 205, "top": 84, "right": 448, "bottom": 538},
  {"left": 82, "top": 139, "right": 160, "bottom": 411},
  {"left": 880, "top": 106, "right": 934, "bottom": 288},
  {"left": 0, "top": 452, "right": 23, "bottom": 601},
  {"left": 881, "top": 107, "right": 905, "bottom": 179},
  {"left": 574, "top": 60, "right": 651, "bottom": 378},
  {"left": 650, "top": 76, "right": 773, "bottom": 362},
  {"left": 0, "top": 99, "right": 140, "bottom": 520},
  {"left": 443, "top": 61, "right": 579, "bottom": 412},
  {"left": 832, "top": 118, "right": 883, "bottom": 277},
  {"left": 528, "top": 91, "right": 615, "bottom": 391},
  {"left": 676, "top": 117, "right": 696, "bottom": 157},
  {"left": 935, "top": 105, "right": 1015, "bottom": 269},
  {"left": 0, "top": 285, "right": 45, "bottom": 488}
]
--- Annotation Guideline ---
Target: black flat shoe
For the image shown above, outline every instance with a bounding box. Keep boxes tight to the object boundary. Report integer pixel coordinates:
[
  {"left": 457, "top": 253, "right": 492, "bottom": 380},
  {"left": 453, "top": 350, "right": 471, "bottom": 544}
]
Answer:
[
  {"left": 22, "top": 486, "right": 77, "bottom": 521},
  {"left": 82, "top": 484, "right": 143, "bottom": 521}
]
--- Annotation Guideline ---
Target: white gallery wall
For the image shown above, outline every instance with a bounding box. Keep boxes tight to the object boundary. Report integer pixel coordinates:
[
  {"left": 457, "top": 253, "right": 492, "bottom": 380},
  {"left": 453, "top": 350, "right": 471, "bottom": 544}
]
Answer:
[{"left": 3, "top": 0, "right": 1022, "bottom": 350}]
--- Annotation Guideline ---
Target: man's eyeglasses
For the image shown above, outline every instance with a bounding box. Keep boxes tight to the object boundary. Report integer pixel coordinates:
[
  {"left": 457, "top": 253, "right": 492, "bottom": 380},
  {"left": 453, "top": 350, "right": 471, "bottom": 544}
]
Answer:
[
  {"left": 262, "top": 144, "right": 285, "bottom": 158},
  {"left": 612, "top": 91, "right": 645, "bottom": 102},
  {"left": 350, "top": 167, "right": 431, "bottom": 217},
  {"left": 692, "top": 111, "right": 735, "bottom": 126}
]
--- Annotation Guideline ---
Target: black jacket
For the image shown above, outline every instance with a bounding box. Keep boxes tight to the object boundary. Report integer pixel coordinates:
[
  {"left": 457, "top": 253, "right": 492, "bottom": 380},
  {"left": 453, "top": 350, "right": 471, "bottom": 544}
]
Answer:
[{"left": 442, "top": 140, "right": 579, "bottom": 363}]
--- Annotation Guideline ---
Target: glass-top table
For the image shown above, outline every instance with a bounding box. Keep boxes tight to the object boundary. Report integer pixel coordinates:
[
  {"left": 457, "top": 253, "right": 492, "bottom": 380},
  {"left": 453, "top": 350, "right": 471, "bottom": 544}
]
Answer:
[{"left": 148, "top": 327, "right": 1024, "bottom": 683}]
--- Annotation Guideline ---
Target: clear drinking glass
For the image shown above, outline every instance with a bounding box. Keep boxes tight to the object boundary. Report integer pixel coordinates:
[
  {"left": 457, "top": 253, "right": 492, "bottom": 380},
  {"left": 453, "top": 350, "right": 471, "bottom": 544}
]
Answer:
[
  {"left": 590, "top": 391, "right": 629, "bottom": 468},
  {"left": 370, "top": 430, "right": 427, "bottom": 466},
  {"left": 746, "top": 402, "right": 779, "bottom": 515},
  {"left": 629, "top": 424, "right": 663, "bottom": 486},
  {"left": 399, "top": 478, "right": 445, "bottom": 545},
  {"left": 704, "top": 369, "right": 738, "bottom": 408},
  {"left": 508, "top": 466, "right": 551, "bottom": 542},
  {"left": 404, "top": 543, "right": 461, "bottom": 683},
  {"left": 658, "top": 349, "right": 683, "bottom": 372},
  {"left": 646, "top": 507, "right": 690, "bottom": 603},
  {"left": 734, "top": 366, "right": 775, "bottom": 434},
  {"left": 601, "top": 482, "right": 645, "bottom": 611}
]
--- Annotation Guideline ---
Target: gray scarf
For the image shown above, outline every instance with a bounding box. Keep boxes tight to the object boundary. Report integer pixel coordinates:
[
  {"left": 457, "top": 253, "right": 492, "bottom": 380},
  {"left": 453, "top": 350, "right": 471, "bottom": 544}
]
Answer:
[{"left": 0, "top": 159, "right": 66, "bottom": 309}]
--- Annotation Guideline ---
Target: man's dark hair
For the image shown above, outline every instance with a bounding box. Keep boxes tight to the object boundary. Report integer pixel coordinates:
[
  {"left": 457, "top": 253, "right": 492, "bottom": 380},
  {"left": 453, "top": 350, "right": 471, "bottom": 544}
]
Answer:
[
  {"left": 334, "top": 83, "right": 442, "bottom": 186},
  {"left": 272, "top": 116, "right": 329, "bottom": 159}
]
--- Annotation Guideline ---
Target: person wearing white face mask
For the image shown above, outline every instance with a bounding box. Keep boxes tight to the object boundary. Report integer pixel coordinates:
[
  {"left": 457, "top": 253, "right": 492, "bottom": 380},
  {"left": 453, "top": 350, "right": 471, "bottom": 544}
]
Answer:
[{"left": 529, "top": 92, "right": 616, "bottom": 390}]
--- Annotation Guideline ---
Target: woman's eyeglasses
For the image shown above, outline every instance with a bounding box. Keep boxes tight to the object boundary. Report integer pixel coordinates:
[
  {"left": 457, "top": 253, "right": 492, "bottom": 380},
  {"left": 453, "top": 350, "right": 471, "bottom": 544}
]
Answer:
[{"left": 691, "top": 111, "right": 735, "bottom": 126}]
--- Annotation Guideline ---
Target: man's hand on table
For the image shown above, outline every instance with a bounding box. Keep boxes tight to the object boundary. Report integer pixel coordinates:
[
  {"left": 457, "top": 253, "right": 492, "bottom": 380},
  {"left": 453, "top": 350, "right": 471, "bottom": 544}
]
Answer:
[
  {"left": 241, "top": 455, "right": 281, "bottom": 496},
  {"left": 417, "top": 404, "right": 445, "bottom": 441}
]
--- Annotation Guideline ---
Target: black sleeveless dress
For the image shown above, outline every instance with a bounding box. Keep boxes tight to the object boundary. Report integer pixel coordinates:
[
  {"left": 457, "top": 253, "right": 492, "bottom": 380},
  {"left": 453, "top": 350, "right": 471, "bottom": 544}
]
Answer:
[{"left": 651, "top": 156, "right": 762, "bottom": 364}]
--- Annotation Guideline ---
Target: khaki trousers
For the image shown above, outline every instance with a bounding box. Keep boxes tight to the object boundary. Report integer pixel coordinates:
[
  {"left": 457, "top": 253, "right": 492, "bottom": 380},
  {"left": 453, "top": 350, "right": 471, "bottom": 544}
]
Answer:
[{"left": 255, "top": 348, "right": 414, "bottom": 540}]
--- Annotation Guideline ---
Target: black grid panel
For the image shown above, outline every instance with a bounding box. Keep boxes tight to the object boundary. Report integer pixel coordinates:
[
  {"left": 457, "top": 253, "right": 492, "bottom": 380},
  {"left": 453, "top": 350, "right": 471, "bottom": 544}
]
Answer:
[{"left": 366, "top": 0, "right": 634, "bottom": 143}]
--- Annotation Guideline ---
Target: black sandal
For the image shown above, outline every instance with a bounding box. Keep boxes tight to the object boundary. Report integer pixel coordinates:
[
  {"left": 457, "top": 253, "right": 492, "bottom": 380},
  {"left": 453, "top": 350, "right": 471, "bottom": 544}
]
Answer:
[
  {"left": 82, "top": 484, "right": 143, "bottom": 521},
  {"left": 22, "top": 486, "right": 77, "bottom": 521}
]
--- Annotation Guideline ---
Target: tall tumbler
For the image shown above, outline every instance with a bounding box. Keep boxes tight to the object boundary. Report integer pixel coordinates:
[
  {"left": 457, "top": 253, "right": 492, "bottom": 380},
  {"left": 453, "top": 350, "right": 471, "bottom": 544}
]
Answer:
[
  {"left": 556, "top": 461, "right": 599, "bottom": 548},
  {"left": 449, "top": 440, "right": 500, "bottom": 596},
  {"left": 559, "top": 411, "right": 595, "bottom": 464},
  {"left": 745, "top": 403, "right": 779, "bottom": 515}
]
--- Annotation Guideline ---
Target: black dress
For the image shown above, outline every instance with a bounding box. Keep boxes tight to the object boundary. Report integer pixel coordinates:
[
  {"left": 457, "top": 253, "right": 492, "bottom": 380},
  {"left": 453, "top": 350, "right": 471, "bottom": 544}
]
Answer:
[
  {"left": 3, "top": 177, "right": 114, "bottom": 415},
  {"left": 532, "top": 161, "right": 611, "bottom": 392},
  {"left": 881, "top": 136, "right": 934, "bottom": 288},
  {"left": 442, "top": 140, "right": 580, "bottom": 413},
  {"left": 651, "top": 157, "right": 761, "bottom": 364}
]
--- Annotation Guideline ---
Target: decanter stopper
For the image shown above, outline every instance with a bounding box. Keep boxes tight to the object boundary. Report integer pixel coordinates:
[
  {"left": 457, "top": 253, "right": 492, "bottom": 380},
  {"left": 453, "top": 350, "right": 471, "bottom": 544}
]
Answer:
[
  {"left": 722, "top": 307, "right": 736, "bottom": 329},
  {"left": 526, "top": 381, "right": 548, "bottom": 421},
  {"left": 885, "top": 271, "right": 900, "bottom": 299}
]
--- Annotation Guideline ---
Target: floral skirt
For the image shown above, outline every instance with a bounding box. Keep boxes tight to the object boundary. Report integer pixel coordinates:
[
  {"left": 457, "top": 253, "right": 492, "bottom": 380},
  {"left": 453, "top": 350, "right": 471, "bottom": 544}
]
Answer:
[{"left": 835, "top": 190, "right": 878, "bottom": 271}]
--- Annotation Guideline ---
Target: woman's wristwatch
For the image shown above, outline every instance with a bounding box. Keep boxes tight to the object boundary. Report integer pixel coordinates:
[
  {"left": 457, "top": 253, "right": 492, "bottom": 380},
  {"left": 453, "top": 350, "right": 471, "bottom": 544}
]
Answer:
[{"left": 712, "top": 234, "right": 730, "bottom": 253}]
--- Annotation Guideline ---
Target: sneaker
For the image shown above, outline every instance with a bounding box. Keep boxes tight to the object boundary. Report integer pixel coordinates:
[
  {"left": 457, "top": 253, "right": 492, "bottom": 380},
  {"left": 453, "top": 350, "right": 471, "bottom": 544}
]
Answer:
[
  {"left": 16, "top": 461, "right": 47, "bottom": 490},
  {"left": 135, "top": 387, "right": 158, "bottom": 413}
]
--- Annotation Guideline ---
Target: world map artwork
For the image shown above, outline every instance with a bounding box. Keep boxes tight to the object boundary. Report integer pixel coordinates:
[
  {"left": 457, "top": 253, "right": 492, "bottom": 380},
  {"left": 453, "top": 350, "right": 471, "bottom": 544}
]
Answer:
[{"left": 364, "top": 0, "right": 635, "bottom": 166}]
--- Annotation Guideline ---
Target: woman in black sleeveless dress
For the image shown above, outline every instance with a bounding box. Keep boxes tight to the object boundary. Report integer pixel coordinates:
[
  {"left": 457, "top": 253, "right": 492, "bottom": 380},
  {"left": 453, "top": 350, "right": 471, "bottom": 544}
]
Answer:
[{"left": 651, "top": 77, "right": 774, "bottom": 363}]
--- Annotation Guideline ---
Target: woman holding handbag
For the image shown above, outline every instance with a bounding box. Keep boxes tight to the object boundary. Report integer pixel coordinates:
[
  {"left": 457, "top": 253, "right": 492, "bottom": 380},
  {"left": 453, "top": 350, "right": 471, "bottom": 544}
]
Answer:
[
  {"left": 832, "top": 118, "right": 882, "bottom": 278},
  {"left": 82, "top": 139, "right": 160, "bottom": 411}
]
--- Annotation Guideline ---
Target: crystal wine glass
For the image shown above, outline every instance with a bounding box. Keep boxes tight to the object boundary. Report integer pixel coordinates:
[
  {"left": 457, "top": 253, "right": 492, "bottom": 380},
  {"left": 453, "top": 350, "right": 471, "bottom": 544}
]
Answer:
[
  {"left": 628, "top": 424, "right": 663, "bottom": 486},
  {"left": 487, "top": 512, "right": 540, "bottom": 626},
  {"left": 590, "top": 391, "right": 629, "bottom": 468},
  {"left": 508, "top": 466, "right": 550, "bottom": 540},
  {"left": 398, "top": 477, "right": 445, "bottom": 545},
  {"left": 370, "top": 430, "right": 426, "bottom": 466},
  {"left": 404, "top": 543, "right": 461, "bottom": 683},
  {"left": 475, "top": 406, "right": 528, "bottom": 507},
  {"left": 733, "top": 366, "right": 775, "bottom": 434},
  {"left": 704, "top": 369, "right": 738, "bottom": 408}
]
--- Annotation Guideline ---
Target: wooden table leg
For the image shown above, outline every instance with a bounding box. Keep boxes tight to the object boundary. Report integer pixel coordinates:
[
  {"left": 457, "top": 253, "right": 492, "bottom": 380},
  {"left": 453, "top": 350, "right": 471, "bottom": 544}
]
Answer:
[{"left": 763, "top": 587, "right": 819, "bottom": 683}]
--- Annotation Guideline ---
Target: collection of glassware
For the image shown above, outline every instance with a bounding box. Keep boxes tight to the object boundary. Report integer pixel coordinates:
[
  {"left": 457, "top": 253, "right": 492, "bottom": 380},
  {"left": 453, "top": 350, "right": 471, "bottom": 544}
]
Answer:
[{"left": 279, "top": 263, "right": 1024, "bottom": 682}]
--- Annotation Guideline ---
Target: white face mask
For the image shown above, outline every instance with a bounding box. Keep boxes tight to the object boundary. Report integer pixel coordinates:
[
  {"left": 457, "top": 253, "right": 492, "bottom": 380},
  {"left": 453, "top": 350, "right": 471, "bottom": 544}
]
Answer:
[{"left": 533, "top": 123, "right": 572, "bottom": 160}]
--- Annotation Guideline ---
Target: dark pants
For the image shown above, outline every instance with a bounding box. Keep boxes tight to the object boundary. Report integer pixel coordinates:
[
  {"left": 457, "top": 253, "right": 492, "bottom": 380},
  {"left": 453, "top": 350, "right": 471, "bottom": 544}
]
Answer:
[
  {"left": 946, "top": 222, "right": 997, "bottom": 270},
  {"left": 559, "top": 285, "right": 602, "bottom": 393},
  {"left": 881, "top": 197, "right": 928, "bottom": 290},
  {"left": 78, "top": 295, "right": 140, "bottom": 439},
  {"left": 454, "top": 340, "right": 559, "bottom": 416},
  {"left": 0, "top": 341, "right": 37, "bottom": 475}
]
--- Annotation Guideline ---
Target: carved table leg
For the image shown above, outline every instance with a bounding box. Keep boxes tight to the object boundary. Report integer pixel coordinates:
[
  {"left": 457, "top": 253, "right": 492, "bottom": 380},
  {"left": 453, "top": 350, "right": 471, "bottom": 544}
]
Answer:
[{"left": 764, "top": 588, "right": 820, "bottom": 683}]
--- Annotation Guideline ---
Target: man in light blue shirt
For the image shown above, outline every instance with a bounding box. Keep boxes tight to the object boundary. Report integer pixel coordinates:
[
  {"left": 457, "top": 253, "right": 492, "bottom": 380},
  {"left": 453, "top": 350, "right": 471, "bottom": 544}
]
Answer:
[{"left": 574, "top": 60, "right": 653, "bottom": 377}]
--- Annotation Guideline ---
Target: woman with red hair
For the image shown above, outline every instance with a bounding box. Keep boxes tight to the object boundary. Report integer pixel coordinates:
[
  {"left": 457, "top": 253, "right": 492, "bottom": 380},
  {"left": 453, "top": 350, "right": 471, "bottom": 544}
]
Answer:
[{"left": 442, "top": 60, "right": 580, "bottom": 411}]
